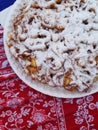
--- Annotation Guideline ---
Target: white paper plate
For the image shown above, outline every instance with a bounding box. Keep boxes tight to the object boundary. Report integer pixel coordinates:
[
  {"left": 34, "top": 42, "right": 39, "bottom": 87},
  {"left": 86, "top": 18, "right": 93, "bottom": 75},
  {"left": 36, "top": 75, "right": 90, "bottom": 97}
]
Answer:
[{"left": 4, "top": 0, "right": 98, "bottom": 98}]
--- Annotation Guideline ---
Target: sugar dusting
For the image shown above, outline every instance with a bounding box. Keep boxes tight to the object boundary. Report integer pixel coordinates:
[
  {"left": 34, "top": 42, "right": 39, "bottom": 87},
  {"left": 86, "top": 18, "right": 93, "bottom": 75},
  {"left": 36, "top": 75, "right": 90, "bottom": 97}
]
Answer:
[{"left": 8, "top": 0, "right": 98, "bottom": 92}]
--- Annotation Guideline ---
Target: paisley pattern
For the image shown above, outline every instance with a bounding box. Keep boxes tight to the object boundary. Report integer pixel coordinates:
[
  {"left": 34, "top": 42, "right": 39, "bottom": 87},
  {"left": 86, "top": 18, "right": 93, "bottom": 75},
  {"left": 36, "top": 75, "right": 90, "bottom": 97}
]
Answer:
[{"left": 0, "top": 26, "right": 98, "bottom": 130}]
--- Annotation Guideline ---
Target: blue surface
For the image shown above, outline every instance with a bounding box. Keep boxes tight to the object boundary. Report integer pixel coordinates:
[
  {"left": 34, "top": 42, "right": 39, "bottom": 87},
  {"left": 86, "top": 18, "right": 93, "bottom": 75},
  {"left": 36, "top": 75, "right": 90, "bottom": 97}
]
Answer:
[{"left": 0, "top": 0, "right": 16, "bottom": 11}]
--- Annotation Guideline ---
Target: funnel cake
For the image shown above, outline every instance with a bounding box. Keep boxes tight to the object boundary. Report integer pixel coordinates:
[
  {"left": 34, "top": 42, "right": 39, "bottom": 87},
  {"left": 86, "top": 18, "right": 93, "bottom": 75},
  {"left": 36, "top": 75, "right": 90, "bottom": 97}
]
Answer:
[{"left": 7, "top": 0, "right": 98, "bottom": 92}]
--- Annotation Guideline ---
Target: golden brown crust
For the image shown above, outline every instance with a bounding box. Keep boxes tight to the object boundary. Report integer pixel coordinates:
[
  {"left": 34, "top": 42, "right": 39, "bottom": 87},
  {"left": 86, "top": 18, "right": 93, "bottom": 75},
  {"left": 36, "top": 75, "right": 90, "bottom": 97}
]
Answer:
[
  {"left": 95, "top": 55, "right": 98, "bottom": 65},
  {"left": 26, "top": 58, "right": 41, "bottom": 74}
]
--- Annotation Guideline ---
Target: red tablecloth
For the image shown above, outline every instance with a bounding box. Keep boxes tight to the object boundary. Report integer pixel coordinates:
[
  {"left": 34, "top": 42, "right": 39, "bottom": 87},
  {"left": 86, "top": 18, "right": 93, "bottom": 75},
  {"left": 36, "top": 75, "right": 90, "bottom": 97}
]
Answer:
[{"left": 0, "top": 26, "right": 98, "bottom": 130}]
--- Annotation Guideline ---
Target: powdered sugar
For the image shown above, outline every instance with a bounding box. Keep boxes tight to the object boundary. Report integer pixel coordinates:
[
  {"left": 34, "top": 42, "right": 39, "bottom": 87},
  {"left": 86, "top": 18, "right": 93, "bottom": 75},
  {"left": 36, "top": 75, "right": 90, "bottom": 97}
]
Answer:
[{"left": 7, "top": 0, "right": 98, "bottom": 92}]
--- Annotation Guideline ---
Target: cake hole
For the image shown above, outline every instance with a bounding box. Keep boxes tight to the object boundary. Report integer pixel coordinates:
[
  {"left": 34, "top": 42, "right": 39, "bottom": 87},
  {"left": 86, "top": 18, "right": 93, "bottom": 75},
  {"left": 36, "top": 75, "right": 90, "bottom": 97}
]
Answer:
[
  {"left": 50, "top": 73, "right": 53, "bottom": 78},
  {"left": 79, "top": 3, "right": 82, "bottom": 8},
  {"left": 93, "top": 44, "right": 97, "bottom": 49},
  {"left": 46, "top": 44, "right": 49, "bottom": 49},
  {"left": 82, "top": 82, "right": 88, "bottom": 87},
  {"left": 75, "top": 6, "right": 78, "bottom": 9},
  {"left": 51, "top": 58, "right": 54, "bottom": 62},
  {"left": 28, "top": 17, "right": 34, "bottom": 24},
  {"left": 87, "top": 49, "right": 92, "bottom": 54},
  {"left": 55, "top": 30, "right": 59, "bottom": 33},
  {"left": 41, "top": 76, "right": 45, "bottom": 80},
  {"left": 65, "top": 49, "right": 75, "bottom": 54},
  {"left": 70, "top": 6, "right": 74, "bottom": 11},
  {"left": 15, "top": 48, "right": 20, "bottom": 53},
  {"left": 86, "top": 80, "right": 90, "bottom": 84},
  {"left": 84, "top": 70, "right": 90, "bottom": 75},
  {"left": 89, "top": 61, "right": 93, "bottom": 64},
  {"left": 82, "top": 19, "right": 88, "bottom": 25},
  {"left": 88, "top": 8, "right": 96, "bottom": 13},
  {"left": 60, "top": 37, "right": 65, "bottom": 42},
  {"left": 80, "top": 41, "right": 85, "bottom": 44},
  {"left": 82, "top": 66, "right": 86, "bottom": 69},
  {"left": 38, "top": 34, "right": 46, "bottom": 38}
]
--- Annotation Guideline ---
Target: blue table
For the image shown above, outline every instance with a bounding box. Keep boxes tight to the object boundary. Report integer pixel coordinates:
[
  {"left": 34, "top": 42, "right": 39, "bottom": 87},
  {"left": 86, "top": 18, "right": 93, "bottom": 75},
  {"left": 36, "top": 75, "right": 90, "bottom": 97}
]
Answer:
[{"left": 0, "top": 0, "right": 15, "bottom": 11}]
